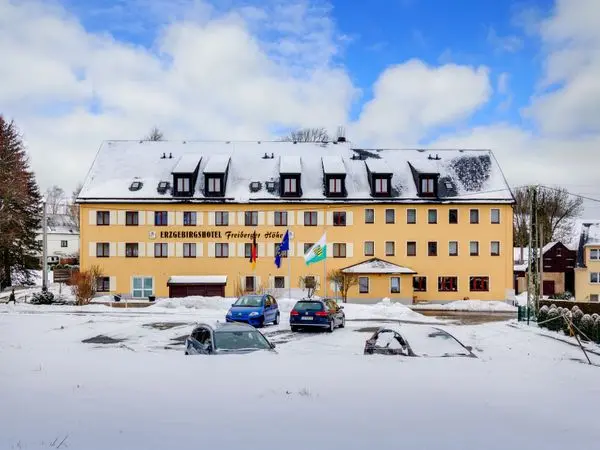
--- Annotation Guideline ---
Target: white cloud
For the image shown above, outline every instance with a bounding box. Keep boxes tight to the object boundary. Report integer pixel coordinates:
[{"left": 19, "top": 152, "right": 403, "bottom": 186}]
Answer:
[
  {"left": 352, "top": 60, "right": 492, "bottom": 145},
  {"left": 487, "top": 27, "right": 523, "bottom": 53}
]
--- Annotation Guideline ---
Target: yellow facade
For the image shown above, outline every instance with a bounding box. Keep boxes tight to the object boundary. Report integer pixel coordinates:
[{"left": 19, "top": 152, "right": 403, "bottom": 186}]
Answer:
[
  {"left": 80, "top": 202, "right": 514, "bottom": 302},
  {"left": 575, "top": 245, "right": 600, "bottom": 302}
]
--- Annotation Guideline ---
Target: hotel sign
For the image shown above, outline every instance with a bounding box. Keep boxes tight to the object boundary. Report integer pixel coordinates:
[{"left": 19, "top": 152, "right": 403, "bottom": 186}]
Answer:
[{"left": 150, "top": 229, "right": 284, "bottom": 240}]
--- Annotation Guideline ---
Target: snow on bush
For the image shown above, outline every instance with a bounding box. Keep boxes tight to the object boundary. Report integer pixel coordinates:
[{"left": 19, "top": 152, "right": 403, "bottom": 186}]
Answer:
[
  {"left": 593, "top": 317, "right": 600, "bottom": 343},
  {"left": 561, "top": 310, "right": 572, "bottom": 336},
  {"left": 579, "top": 314, "right": 594, "bottom": 341},
  {"left": 571, "top": 307, "right": 584, "bottom": 329},
  {"left": 537, "top": 305, "right": 549, "bottom": 328},
  {"left": 546, "top": 308, "right": 561, "bottom": 332}
]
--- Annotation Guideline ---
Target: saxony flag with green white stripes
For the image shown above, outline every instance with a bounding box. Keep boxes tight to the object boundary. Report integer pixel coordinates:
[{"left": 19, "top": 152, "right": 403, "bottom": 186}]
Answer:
[{"left": 304, "top": 233, "right": 327, "bottom": 266}]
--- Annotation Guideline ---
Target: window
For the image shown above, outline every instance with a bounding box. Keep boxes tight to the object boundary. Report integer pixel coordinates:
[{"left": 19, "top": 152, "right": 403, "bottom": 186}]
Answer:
[
  {"left": 491, "top": 208, "right": 500, "bottom": 224},
  {"left": 333, "top": 243, "right": 346, "bottom": 258},
  {"left": 470, "top": 209, "right": 479, "bottom": 224},
  {"left": 304, "top": 211, "right": 317, "bottom": 226},
  {"left": 329, "top": 178, "right": 342, "bottom": 194},
  {"left": 245, "top": 276, "right": 255, "bottom": 292},
  {"left": 421, "top": 177, "right": 435, "bottom": 194},
  {"left": 590, "top": 249, "right": 600, "bottom": 260},
  {"left": 216, "top": 243, "right": 229, "bottom": 258},
  {"left": 155, "top": 211, "right": 168, "bottom": 226},
  {"left": 304, "top": 243, "right": 314, "bottom": 254},
  {"left": 449, "top": 209, "right": 458, "bottom": 224},
  {"left": 470, "top": 241, "right": 479, "bottom": 256},
  {"left": 97, "top": 211, "right": 110, "bottom": 225},
  {"left": 154, "top": 243, "right": 168, "bottom": 258},
  {"left": 61, "top": 240, "right": 68, "bottom": 248},
  {"left": 385, "top": 241, "right": 395, "bottom": 256},
  {"left": 428, "top": 209, "right": 437, "bottom": 224},
  {"left": 428, "top": 241, "right": 438, "bottom": 256},
  {"left": 245, "top": 211, "right": 258, "bottom": 226},
  {"left": 183, "top": 243, "right": 196, "bottom": 258},
  {"left": 244, "top": 243, "right": 252, "bottom": 258},
  {"left": 133, "top": 276, "right": 153, "bottom": 298},
  {"left": 375, "top": 178, "right": 388, "bottom": 194},
  {"left": 470, "top": 276, "right": 489, "bottom": 292},
  {"left": 207, "top": 177, "right": 221, "bottom": 193},
  {"left": 183, "top": 212, "right": 197, "bottom": 226},
  {"left": 283, "top": 178, "right": 297, "bottom": 194},
  {"left": 125, "top": 243, "right": 138, "bottom": 258},
  {"left": 590, "top": 272, "right": 600, "bottom": 284},
  {"left": 333, "top": 211, "right": 346, "bottom": 226},
  {"left": 438, "top": 277, "right": 458, "bottom": 292},
  {"left": 274, "top": 243, "right": 288, "bottom": 258},
  {"left": 215, "top": 211, "right": 228, "bottom": 226},
  {"left": 449, "top": 241, "right": 458, "bottom": 256},
  {"left": 413, "top": 276, "right": 427, "bottom": 292},
  {"left": 385, "top": 209, "right": 395, "bottom": 224},
  {"left": 177, "top": 177, "right": 190, "bottom": 192},
  {"left": 590, "top": 294, "right": 599, "bottom": 302},
  {"left": 407, "top": 241, "right": 417, "bottom": 257},
  {"left": 97, "top": 277, "right": 110, "bottom": 292},
  {"left": 491, "top": 241, "right": 500, "bottom": 256},
  {"left": 556, "top": 247, "right": 562, "bottom": 257},
  {"left": 364, "top": 241, "right": 374, "bottom": 256},
  {"left": 407, "top": 209, "right": 416, "bottom": 224},
  {"left": 274, "top": 276, "right": 285, "bottom": 289},
  {"left": 274, "top": 211, "right": 287, "bottom": 226},
  {"left": 390, "top": 277, "right": 400, "bottom": 293},
  {"left": 126, "top": 211, "right": 138, "bottom": 226},
  {"left": 365, "top": 209, "right": 374, "bottom": 224},
  {"left": 359, "top": 277, "right": 369, "bottom": 293},
  {"left": 96, "top": 242, "right": 110, "bottom": 258}
]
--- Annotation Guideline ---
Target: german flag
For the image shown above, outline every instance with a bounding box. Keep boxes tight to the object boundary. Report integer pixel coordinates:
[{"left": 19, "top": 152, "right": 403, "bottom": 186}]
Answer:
[{"left": 249, "top": 231, "right": 258, "bottom": 270}]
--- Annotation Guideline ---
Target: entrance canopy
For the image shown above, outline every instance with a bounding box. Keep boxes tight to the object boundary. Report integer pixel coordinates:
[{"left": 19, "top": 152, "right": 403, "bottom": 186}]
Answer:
[
  {"left": 167, "top": 275, "right": 227, "bottom": 285},
  {"left": 341, "top": 258, "right": 416, "bottom": 275}
]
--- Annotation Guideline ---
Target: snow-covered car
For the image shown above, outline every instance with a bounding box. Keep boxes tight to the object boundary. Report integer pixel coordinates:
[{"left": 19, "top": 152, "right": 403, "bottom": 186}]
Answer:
[
  {"left": 185, "top": 322, "right": 276, "bottom": 355},
  {"left": 364, "top": 325, "right": 476, "bottom": 358}
]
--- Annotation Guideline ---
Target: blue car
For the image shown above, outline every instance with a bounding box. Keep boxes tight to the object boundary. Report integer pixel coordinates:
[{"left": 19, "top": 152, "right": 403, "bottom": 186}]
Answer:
[
  {"left": 290, "top": 298, "right": 345, "bottom": 332},
  {"left": 226, "top": 294, "right": 280, "bottom": 327}
]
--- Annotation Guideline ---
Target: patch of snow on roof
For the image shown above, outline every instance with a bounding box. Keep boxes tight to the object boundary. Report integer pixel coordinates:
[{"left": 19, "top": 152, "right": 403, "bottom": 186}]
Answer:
[
  {"left": 342, "top": 258, "right": 416, "bottom": 274},
  {"left": 167, "top": 276, "right": 227, "bottom": 284},
  {"left": 365, "top": 158, "right": 391, "bottom": 174},
  {"left": 583, "top": 222, "right": 600, "bottom": 246},
  {"left": 322, "top": 156, "right": 346, "bottom": 174},
  {"left": 280, "top": 156, "right": 302, "bottom": 173},
  {"left": 172, "top": 155, "right": 201, "bottom": 173},
  {"left": 203, "top": 155, "right": 230, "bottom": 173}
]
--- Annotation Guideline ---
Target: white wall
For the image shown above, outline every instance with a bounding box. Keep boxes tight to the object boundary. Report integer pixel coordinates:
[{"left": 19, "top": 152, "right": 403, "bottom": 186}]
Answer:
[{"left": 36, "top": 232, "right": 80, "bottom": 258}]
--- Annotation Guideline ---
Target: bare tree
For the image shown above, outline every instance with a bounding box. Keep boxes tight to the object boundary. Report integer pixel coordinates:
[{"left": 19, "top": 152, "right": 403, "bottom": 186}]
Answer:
[
  {"left": 67, "top": 182, "right": 82, "bottom": 229},
  {"left": 45, "top": 185, "right": 65, "bottom": 215},
  {"left": 281, "top": 127, "right": 329, "bottom": 143},
  {"left": 298, "top": 275, "right": 319, "bottom": 299},
  {"left": 327, "top": 269, "right": 358, "bottom": 303},
  {"left": 144, "top": 126, "right": 164, "bottom": 141},
  {"left": 513, "top": 186, "right": 584, "bottom": 248}
]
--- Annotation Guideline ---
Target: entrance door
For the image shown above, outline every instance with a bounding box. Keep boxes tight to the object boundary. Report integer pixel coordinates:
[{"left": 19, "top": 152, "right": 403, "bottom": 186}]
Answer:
[
  {"left": 543, "top": 280, "right": 556, "bottom": 296},
  {"left": 168, "top": 284, "right": 225, "bottom": 297}
]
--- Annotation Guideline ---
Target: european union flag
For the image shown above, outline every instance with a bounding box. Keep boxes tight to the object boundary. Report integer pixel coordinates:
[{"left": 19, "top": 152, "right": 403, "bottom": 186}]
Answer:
[{"left": 274, "top": 230, "right": 290, "bottom": 268}]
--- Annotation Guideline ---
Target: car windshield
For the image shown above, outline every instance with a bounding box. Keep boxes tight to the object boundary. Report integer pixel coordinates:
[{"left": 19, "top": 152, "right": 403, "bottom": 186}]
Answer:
[
  {"left": 234, "top": 295, "right": 263, "bottom": 307},
  {"left": 213, "top": 330, "right": 271, "bottom": 351},
  {"left": 294, "top": 301, "right": 323, "bottom": 312}
]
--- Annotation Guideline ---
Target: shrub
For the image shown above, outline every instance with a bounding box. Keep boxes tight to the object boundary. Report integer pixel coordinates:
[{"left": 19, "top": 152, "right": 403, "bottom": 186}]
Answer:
[
  {"left": 546, "top": 308, "right": 561, "bottom": 331},
  {"left": 31, "top": 289, "right": 55, "bottom": 305},
  {"left": 572, "top": 307, "right": 584, "bottom": 329},
  {"left": 538, "top": 305, "right": 549, "bottom": 327},
  {"left": 593, "top": 317, "right": 600, "bottom": 344},
  {"left": 562, "top": 310, "right": 573, "bottom": 336},
  {"left": 69, "top": 265, "right": 102, "bottom": 305},
  {"left": 579, "top": 314, "right": 594, "bottom": 341}
]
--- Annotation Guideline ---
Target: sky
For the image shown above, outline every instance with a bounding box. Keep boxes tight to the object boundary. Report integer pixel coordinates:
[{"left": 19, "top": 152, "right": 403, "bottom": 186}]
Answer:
[{"left": 1, "top": 0, "right": 599, "bottom": 216}]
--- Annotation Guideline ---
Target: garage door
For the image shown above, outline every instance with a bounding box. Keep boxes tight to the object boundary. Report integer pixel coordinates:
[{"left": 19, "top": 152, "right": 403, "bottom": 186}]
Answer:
[{"left": 168, "top": 284, "right": 225, "bottom": 298}]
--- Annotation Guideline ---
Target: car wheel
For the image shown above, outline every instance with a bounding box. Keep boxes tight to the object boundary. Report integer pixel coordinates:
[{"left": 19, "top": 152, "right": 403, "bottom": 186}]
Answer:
[
  {"left": 327, "top": 320, "right": 335, "bottom": 333},
  {"left": 274, "top": 313, "right": 280, "bottom": 325},
  {"left": 339, "top": 316, "right": 345, "bottom": 328},
  {"left": 184, "top": 351, "right": 189, "bottom": 355}
]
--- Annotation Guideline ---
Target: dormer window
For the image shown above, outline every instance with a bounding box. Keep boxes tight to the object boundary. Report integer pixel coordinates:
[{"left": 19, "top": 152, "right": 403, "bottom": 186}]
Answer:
[
  {"left": 283, "top": 177, "right": 297, "bottom": 194},
  {"left": 421, "top": 177, "right": 435, "bottom": 195},
  {"left": 177, "top": 177, "right": 190, "bottom": 192},
  {"left": 279, "top": 156, "right": 302, "bottom": 198},
  {"left": 208, "top": 177, "right": 221, "bottom": 193},
  {"left": 374, "top": 178, "right": 388, "bottom": 194},
  {"left": 365, "top": 159, "right": 393, "bottom": 197},
  {"left": 329, "top": 178, "right": 342, "bottom": 194},
  {"left": 203, "top": 155, "right": 230, "bottom": 198},
  {"left": 172, "top": 155, "right": 201, "bottom": 197}
]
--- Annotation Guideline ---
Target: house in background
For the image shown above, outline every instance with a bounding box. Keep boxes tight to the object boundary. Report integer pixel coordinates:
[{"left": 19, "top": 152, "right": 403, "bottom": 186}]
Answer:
[
  {"left": 575, "top": 221, "right": 600, "bottom": 302},
  {"left": 513, "top": 241, "right": 576, "bottom": 296},
  {"left": 36, "top": 214, "right": 80, "bottom": 265}
]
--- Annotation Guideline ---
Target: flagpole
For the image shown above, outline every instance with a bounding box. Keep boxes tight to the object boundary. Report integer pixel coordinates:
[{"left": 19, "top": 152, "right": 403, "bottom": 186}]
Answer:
[
  {"left": 288, "top": 230, "right": 292, "bottom": 300},
  {"left": 323, "top": 210, "right": 327, "bottom": 298}
]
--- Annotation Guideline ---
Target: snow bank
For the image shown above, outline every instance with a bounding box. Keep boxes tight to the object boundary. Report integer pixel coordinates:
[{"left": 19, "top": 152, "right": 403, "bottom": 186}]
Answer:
[
  {"left": 149, "top": 296, "right": 234, "bottom": 312},
  {"left": 412, "top": 300, "right": 516, "bottom": 313}
]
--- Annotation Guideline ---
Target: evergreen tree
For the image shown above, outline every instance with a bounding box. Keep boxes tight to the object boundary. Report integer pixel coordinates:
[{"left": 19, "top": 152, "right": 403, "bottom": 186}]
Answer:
[{"left": 0, "top": 116, "right": 42, "bottom": 289}]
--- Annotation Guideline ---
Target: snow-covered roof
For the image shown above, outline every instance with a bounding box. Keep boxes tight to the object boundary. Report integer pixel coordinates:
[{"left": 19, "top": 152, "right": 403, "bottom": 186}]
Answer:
[
  {"left": 172, "top": 155, "right": 201, "bottom": 173},
  {"left": 78, "top": 141, "right": 514, "bottom": 203},
  {"left": 279, "top": 156, "right": 302, "bottom": 174},
  {"left": 342, "top": 258, "right": 416, "bottom": 274},
  {"left": 365, "top": 158, "right": 392, "bottom": 174},
  {"left": 167, "top": 276, "right": 227, "bottom": 285},
  {"left": 582, "top": 222, "right": 600, "bottom": 247},
  {"left": 203, "top": 155, "right": 230, "bottom": 174},
  {"left": 43, "top": 214, "right": 79, "bottom": 234},
  {"left": 322, "top": 156, "right": 346, "bottom": 174}
]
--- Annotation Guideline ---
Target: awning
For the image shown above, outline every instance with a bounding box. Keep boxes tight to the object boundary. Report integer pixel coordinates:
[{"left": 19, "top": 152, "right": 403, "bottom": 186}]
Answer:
[
  {"left": 341, "top": 258, "right": 416, "bottom": 275},
  {"left": 167, "top": 275, "right": 227, "bottom": 285}
]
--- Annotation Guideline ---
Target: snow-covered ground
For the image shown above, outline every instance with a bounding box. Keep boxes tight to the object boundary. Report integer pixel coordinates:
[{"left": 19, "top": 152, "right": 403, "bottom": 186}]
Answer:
[
  {"left": 1, "top": 298, "right": 599, "bottom": 449},
  {"left": 412, "top": 299, "right": 517, "bottom": 313}
]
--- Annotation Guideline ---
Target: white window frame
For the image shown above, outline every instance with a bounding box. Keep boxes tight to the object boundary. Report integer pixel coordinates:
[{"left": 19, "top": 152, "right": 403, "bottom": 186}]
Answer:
[
  {"left": 375, "top": 178, "right": 388, "bottom": 194},
  {"left": 283, "top": 178, "right": 297, "bottom": 194},
  {"left": 208, "top": 177, "right": 221, "bottom": 193},
  {"left": 329, "top": 178, "right": 342, "bottom": 194}
]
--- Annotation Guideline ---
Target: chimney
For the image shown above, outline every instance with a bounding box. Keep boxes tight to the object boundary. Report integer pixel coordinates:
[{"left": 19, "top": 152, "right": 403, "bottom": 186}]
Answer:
[
  {"left": 336, "top": 125, "right": 347, "bottom": 143},
  {"left": 160, "top": 152, "right": 166, "bottom": 159},
  {"left": 169, "top": 152, "right": 173, "bottom": 159}
]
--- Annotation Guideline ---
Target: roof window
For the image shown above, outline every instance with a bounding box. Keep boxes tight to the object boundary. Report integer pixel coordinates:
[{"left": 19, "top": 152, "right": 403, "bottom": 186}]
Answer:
[
  {"left": 129, "top": 181, "right": 143, "bottom": 192},
  {"left": 157, "top": 181, "right": 170, "bottom": 194},
  {"left": 249, "top": 181, "right": 262, "bottom": 192}
]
